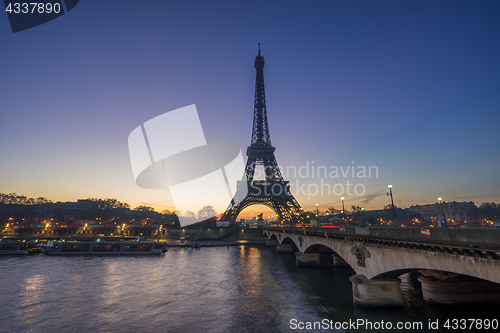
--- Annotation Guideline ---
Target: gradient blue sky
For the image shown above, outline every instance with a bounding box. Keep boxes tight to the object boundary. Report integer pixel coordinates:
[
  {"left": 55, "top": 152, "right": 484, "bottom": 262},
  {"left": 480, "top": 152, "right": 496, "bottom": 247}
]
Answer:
[{"left": 1, "top": 0, "right": 499, "bottom": 218}]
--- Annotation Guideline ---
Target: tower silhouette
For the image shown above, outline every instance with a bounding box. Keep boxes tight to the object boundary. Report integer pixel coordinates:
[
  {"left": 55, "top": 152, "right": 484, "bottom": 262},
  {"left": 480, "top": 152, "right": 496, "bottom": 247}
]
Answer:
[{"left": 221, "top": 45, "right": 303, "bottom": 225}]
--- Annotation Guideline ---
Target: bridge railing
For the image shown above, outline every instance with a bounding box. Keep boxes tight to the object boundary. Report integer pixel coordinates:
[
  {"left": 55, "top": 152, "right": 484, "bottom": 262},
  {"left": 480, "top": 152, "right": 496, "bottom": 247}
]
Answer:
[{"left": 263, "top": 226, "right": 500, "bottom": 248}]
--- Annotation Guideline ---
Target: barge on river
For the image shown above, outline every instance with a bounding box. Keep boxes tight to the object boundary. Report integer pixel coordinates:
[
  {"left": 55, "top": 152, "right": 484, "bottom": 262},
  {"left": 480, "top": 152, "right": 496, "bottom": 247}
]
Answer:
[
  {"left": 44, "top": 241, "right": 166, "bottom": 255},
  {"left": 0, "top": 241, "right": 40, "bottom": 255}
]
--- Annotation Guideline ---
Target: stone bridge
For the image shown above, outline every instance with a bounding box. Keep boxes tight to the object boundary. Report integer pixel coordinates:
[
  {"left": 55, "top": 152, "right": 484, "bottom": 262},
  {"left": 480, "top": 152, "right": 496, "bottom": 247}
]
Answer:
[{"left": 263, "top": 226, "right": 500, "bottom": 306}]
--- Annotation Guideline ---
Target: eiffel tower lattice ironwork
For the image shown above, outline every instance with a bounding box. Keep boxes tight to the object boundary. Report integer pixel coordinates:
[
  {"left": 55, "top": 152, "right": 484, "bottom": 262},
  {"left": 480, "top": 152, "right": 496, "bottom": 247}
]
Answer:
[{"left": 221, "top": 45, "right": 304, "bottom": 225}]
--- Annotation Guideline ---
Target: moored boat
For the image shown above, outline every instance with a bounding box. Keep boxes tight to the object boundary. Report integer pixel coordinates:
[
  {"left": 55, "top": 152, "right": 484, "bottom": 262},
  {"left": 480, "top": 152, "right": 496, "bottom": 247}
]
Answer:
[
  {"left": 44, "top": 241, "right": 166, "bottom": 255},
  {"left": 0, "top": 241, "right": 39, "bottom": 255}
]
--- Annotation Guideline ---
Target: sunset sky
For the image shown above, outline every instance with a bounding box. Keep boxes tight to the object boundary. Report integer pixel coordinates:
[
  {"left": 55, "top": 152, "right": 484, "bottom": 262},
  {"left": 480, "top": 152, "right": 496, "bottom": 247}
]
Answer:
[{"left": 1, "top": 1, "right": 499, "bottom": 219}]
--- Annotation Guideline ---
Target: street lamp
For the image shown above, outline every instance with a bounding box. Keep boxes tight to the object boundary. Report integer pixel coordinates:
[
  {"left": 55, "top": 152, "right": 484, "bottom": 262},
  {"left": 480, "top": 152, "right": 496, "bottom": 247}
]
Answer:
[
  {"left": 387, "top": 185, "right": 396, "bottom": 226},
  {"left": 316, "top": 203, "right": 319, "bottom": 226},
  {"left": 341, "top": 197, "right": 346, "bottom": 223},
  {"left": 438, "top": 197, "right": 447, "bottom": 228},
  {"left": 361, "top": 207, "right": 367, "bottom": 226}
]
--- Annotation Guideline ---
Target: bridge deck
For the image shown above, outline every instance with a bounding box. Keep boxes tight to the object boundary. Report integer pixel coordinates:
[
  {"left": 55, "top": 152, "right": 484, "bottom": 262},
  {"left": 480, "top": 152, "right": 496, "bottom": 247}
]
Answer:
[{"left": 264, "top": 226, "right": 500, "bottom": 251}]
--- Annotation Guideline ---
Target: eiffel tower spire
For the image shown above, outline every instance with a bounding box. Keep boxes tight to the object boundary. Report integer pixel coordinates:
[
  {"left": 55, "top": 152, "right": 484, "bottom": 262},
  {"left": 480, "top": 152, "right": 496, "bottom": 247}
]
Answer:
[
  {"left": 251, "top": 43, "right": 271, "bottom": 146},
  {"left": 221, "top": 45, "right": 303, "bottom": 226},
  {"left": 245, "top": 45, "right": 284, "bottom": 183}
]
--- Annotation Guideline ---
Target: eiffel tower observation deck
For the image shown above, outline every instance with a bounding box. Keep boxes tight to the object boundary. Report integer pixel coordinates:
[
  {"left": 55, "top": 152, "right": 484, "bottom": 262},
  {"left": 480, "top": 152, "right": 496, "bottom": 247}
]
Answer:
[{"left": 222, "top": 45, "right": 304, "bottom": 225}]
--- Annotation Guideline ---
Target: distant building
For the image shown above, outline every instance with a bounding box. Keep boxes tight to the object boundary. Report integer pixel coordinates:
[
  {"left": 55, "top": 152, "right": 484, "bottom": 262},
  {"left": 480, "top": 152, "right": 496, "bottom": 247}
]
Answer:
[{"left": 409, "top": 201, "right": 476, "bottom": 223}]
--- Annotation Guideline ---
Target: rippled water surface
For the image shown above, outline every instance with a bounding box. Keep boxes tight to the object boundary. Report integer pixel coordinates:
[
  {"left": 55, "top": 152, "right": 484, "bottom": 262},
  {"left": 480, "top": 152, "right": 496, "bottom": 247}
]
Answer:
[{"left": 0, "top": 246, "right": 497, "bottom": 333}]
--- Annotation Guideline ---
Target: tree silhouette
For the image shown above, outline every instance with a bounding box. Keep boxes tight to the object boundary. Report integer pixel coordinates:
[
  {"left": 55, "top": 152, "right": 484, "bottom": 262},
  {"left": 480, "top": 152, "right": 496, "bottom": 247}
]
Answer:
[
  {"left": 197, "top": 206, "right": 217, "bottom": 221},
  {"left": 134, "top": 205, "right": 155, "bottom": 212},
  {"left": 327, "top": 207, "right": 341, "bottom": 215}
]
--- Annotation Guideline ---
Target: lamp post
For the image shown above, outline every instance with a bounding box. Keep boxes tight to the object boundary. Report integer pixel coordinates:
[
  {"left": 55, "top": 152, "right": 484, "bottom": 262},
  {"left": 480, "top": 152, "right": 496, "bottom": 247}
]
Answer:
[
  {"left": 438, "top": 197, "right": 447, "bottom": 228},
  {"left": 387, "top": 185, "right": 396, "bottom": 226},
  {"left": 361, "top": 207, "right": 367, "bottom": 226},
  {"left": 158, "top": 225, "right": 162, "bottom": 241},
  {"left": 341, "top": 197, "right": 346, "bottom": 224},
  {"left": 316, "top": 203, "right": 319, "bottom": 227}
]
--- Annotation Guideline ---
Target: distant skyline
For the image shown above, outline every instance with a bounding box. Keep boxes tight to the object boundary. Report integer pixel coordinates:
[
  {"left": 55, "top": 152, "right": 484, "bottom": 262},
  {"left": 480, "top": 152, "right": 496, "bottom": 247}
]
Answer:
[{"left": 1, "top": 1, "right": 499, "bottom": 219}]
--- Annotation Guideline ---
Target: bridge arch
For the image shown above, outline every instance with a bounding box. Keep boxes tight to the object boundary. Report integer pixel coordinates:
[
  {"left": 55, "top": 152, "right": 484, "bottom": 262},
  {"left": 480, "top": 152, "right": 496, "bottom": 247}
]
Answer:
[
  {"left": 371, "top": 269, "right": 420, "bottom": 280},
  {"left": 268, "top": 234, "right": 278, "bottom": 241},
  {"left": 304, "top": 244, "right": 336, "bottom": 254},
  {"left": 360, "top": 248, "right": 500, "bottom": 285},
  {"left": 281, "top": 236, "right": 299, "bottom": 250}
]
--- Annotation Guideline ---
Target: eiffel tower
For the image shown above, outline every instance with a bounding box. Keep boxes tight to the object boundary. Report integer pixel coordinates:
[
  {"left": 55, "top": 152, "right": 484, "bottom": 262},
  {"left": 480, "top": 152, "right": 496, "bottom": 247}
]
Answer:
[{"left": 222, "top": 45, "right": 304, "bottom": 225}]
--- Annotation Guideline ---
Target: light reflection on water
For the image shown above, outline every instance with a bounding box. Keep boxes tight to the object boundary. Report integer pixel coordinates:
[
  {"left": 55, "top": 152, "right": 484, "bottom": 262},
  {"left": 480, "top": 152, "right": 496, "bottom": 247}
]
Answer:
[{"left": 0, "top": 247, "right": 498, "bottom": 333}]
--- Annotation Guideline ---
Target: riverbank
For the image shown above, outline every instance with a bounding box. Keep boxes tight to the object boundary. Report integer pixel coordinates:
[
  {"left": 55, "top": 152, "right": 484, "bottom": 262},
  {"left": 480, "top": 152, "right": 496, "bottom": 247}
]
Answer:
[{"left": 164, "top": 239, "right": 266, "bottom": 247}]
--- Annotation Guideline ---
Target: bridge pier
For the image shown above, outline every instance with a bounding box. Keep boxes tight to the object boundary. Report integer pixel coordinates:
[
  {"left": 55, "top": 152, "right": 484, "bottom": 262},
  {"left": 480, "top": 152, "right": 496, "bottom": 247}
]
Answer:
[
  {"left": 276, "top": 244, "right": 294, "bottom": 253},
  {"left": 295, "top": 252, "right": 321, "bottom": 267},
  {"left": 266, "top": 239, "right": 279, "bottom": 247},
  {"left": 418, "top": 270, "right": 500, "bottom": 304},
  {"left": 350, "top": 275, "right": 403, "bottom": 307},
  {"left": 332, "top": 253, "right": 349, "bottom": 266}
]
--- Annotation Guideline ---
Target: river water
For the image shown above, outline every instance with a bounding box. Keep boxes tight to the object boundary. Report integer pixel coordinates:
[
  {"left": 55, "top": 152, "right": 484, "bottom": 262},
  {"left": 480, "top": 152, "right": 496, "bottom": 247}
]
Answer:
[{"left": 0, "top": 246, "right": 498, "bottom": 333}]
